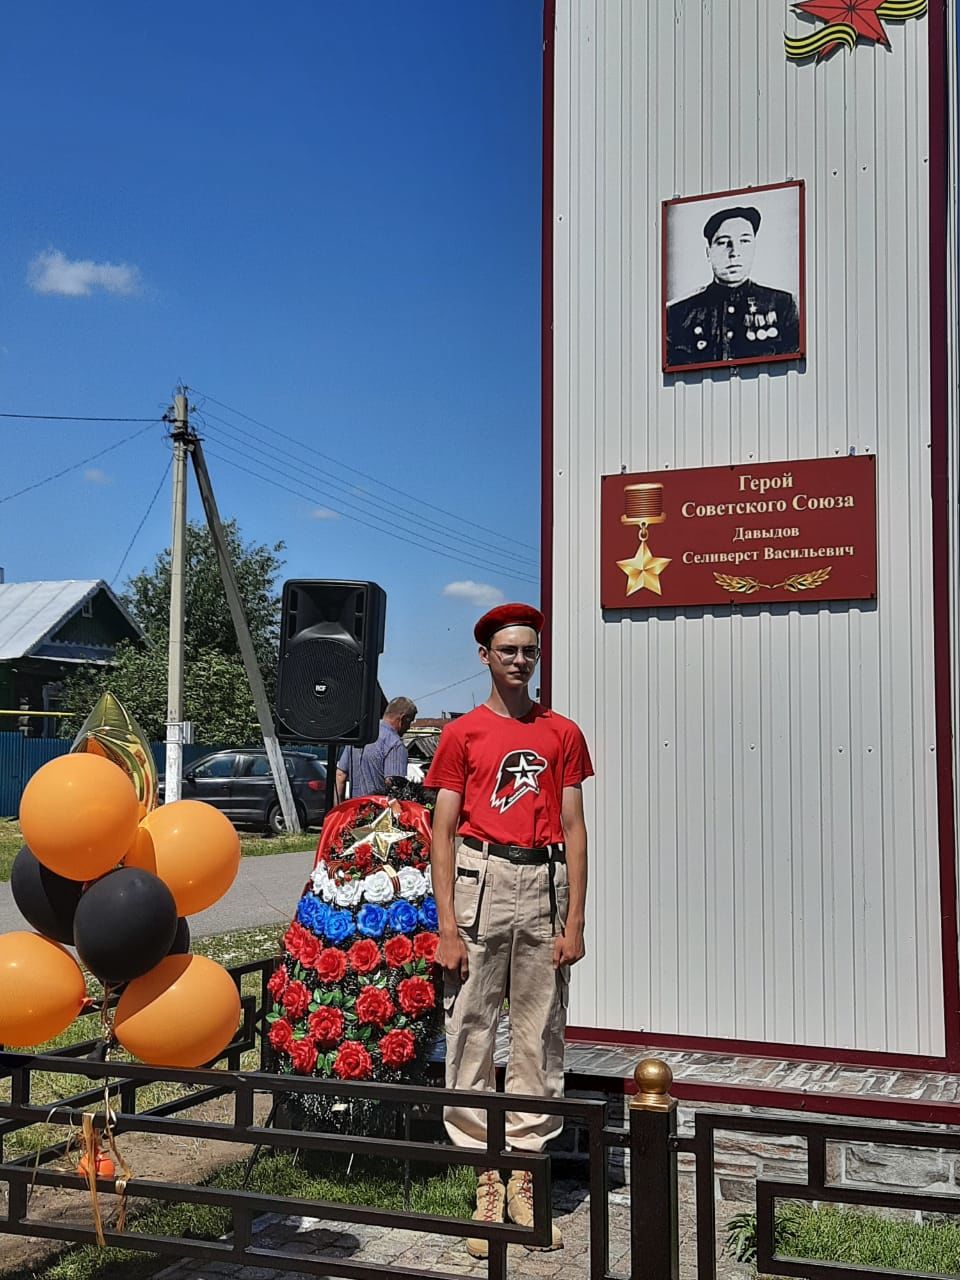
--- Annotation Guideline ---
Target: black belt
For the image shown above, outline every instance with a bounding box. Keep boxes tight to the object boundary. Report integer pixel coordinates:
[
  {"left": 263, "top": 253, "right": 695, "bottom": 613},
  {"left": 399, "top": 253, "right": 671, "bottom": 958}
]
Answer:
[{"left": 462, "top": 835, "right": 566, "bottom": 866}]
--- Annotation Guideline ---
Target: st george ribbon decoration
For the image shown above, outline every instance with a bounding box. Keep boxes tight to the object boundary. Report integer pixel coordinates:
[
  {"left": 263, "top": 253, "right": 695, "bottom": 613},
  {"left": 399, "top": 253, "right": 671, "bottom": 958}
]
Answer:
[{"left": 784, "top": 0, "right": 927, "bottom": 62}]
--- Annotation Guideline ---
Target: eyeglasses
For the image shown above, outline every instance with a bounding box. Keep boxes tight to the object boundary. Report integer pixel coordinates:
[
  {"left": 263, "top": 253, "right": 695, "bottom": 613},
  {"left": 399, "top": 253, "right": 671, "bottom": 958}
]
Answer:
[{"left": 488, "top": 646, "right": 541, "bottom": 662}]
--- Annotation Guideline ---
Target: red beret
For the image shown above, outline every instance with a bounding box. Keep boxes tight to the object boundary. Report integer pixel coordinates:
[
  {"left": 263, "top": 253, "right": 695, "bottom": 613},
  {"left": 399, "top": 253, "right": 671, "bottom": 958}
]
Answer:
[{"left": 474, "top": 603, "right": 544, "bottom": 647}]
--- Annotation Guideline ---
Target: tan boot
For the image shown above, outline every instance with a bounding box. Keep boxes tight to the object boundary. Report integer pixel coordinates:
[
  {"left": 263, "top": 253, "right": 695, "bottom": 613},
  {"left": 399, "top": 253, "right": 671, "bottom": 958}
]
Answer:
[
  {"left": 506, "top": 1170, "right": 563, "bottom": 1251},
  {"left": 466, "top": 1169, "right": 505, "bottom": 1259}
]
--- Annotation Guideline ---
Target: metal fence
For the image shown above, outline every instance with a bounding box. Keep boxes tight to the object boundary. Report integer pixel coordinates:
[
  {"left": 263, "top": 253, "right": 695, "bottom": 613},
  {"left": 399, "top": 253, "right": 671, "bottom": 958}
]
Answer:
[
  {"left": 3, "top": 966, "right": 959, "bottom": 1279},
  {"left": 0, "top": 736, "right": 214, "bottom": 817},
  {"left": 0, "top": 959, "right": 614, "bottom": 1280}
]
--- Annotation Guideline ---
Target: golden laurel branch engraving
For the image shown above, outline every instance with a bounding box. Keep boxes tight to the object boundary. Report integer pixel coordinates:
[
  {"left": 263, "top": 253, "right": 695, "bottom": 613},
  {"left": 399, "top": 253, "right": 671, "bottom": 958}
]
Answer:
[
  {"left": 713, "top": 574, "right": 761, "bottom": 594},
  {"left": 713, "top": 565, "right": 833, "bottom": 594},
  {"left": 776, "top": 566, "right": 832, "bottom": 592}
]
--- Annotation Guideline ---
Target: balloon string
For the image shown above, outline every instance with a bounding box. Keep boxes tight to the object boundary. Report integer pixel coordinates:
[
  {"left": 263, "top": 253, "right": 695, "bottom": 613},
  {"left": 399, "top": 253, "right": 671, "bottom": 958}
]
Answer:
[
  {"left": 99, "top": 987, "right": 132, "bottom": 1237},
  {"left": 80, "top": 1113, "right": 106, "bottom": 1247}
]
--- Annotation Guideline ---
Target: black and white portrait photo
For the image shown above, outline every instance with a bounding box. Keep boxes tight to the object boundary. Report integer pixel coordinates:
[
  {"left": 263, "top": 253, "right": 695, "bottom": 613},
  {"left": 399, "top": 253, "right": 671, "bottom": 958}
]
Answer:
[{"left": 662, "top": 180, "right": 805, "bottom": 374}]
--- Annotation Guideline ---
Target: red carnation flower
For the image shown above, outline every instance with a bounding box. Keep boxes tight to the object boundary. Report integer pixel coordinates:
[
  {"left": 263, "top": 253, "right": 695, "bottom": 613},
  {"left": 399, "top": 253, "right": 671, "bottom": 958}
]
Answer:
[
  {"left": 299, "top": 931, "right": 323, "bottom": 970},
  {"left": 379, "top": 1028, "right": 416, "bottom": 1068},
  {"left": 289, "top": 1037, "right": 318, "bottom": 1074},
  {"left": 268, "top": 1018, "right": 295, "bottom": 1053},
  {"left": 352, "top": 842, "right": 374, "bottom": 872},
  {"left": 356, "top": 986, "right": 395, "bottom": 1028},
  {"left": 308, "top": 1006, "right": 345, "bottom": 1047},
  {"left": 348, "top": 939, "right": 382, "bottom": 975},
  {"left": 384, "top": 934, "right": 414, "bottom": 968},
  {"left": 333, "top": 1040, "right": 373, "bottom": 1080},
  {"left": 413, "top": 932, "right": 439, "bottom": 964},
  {"left": 397, "top": 976, "right": 436, "bottom": 1016},
  {"left": 394, "top": 838, "right": 415, "bottom": 863},
  {"left": 315, "top": 948, "right": 348, "bottom": 984},
  {"left": 267, "top": 965, "right": 289, "bottom": 1000},
  {"left": 282, "top": 980, "right": 311, "bottom": 1020}
]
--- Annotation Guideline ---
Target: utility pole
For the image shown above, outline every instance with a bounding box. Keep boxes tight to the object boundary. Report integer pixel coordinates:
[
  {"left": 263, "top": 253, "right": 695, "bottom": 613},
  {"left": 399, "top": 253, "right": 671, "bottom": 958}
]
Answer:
[
  {"left": 164, "top": 390, "right": 190, "bottom": 804},
  {"left": 189, "top": 436, "right": 301, "bottom": 834}
]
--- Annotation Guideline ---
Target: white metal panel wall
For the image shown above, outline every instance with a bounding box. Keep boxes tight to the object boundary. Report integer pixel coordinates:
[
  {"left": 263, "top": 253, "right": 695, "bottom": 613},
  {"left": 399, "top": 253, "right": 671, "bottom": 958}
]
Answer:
[{"left": 552, "top": 0, "right": 942, "bottom": 1053}]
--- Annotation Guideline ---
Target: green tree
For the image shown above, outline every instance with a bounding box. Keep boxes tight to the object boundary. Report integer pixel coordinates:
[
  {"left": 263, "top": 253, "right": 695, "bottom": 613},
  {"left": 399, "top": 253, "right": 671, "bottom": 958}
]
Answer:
[
  {"left": 59, "top": 521, "right": 285, "bottom": 745},
  {"left": 124, "top": 519, "right": 284, "bottom": 674}
]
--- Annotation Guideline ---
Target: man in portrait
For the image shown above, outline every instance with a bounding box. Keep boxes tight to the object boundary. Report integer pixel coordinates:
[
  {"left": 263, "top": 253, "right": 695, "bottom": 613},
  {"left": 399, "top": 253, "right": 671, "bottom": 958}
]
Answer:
[{"left": 666, "top": 205, "right": 800, "bottom": 368}]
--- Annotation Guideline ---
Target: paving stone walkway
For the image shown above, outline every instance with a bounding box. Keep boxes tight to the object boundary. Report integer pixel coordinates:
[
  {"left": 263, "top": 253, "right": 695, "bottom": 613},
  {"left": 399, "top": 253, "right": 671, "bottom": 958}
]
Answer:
[{"left": 148, "top": 1160, "right": 736, "bottom": 1280}]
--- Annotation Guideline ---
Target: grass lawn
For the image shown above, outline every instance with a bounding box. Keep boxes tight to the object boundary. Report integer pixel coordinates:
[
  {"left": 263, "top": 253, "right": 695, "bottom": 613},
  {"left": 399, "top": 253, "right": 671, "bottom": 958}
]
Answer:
[
  {"left": 729, "top": 1204, "right": 960, "bottom": 1276},
  {"left": 0, "top": 821, "right": 313, "bottom": 883}
]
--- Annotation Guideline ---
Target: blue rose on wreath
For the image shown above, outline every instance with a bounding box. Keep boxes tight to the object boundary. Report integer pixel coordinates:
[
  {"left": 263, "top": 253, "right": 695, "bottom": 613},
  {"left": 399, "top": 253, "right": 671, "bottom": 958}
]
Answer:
[{"left": 266, "top": 796, "right": 441, "bottom": 1095}]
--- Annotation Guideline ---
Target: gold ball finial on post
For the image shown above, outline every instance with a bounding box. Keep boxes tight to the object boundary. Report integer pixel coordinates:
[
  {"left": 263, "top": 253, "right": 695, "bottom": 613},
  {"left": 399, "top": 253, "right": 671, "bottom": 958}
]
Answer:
[{"left": 629, "top": 1057, "right": 676, "bottom": 1111}]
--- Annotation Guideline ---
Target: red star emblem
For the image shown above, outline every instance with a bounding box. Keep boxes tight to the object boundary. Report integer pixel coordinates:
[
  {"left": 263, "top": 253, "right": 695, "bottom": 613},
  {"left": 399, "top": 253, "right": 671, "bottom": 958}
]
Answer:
[{"left": 793, "top": 0, "right": 890, "bottom": 46}]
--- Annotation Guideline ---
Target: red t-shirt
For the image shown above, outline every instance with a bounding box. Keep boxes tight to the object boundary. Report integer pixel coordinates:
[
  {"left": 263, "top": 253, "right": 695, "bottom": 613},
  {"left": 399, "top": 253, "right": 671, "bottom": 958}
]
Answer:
[{"left": 424, "top": 703, "right": 593, "bottom": 846}]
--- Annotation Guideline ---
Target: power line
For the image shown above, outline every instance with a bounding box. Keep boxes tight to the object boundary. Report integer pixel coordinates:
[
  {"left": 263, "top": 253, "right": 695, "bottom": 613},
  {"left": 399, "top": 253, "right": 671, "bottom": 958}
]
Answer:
[
  {"left": 0, "top": 412, "right": 159, "bottom": 422},
  {"left": 202, "top": 444, "right": 539, "bottom": 585},
  {"left": 112, "top": 456, "right": 173, "bottom": 585},
  {"left": 412, "top": 670, "right": 487, "bottom": 702},
  {"left": 197, "top": 409, "right": 539, "bottom": 569},
  {"left": 0, "top": 421, "right": 160, "bottom": 506},
  {"left": 190, "top": 387, "right": 539, "bottom": 556},
  {"left": 203, "top": 443, "right": 539, "bottom": 585},
  {"left": 196, "top": 413, "right": 539, "bottom": 575}
]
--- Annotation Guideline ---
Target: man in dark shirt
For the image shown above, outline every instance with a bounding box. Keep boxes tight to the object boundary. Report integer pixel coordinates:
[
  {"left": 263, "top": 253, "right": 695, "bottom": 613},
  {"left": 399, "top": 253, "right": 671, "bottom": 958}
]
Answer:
[{"left": 666, "top": 205, "right": 800, "bottom": 367}]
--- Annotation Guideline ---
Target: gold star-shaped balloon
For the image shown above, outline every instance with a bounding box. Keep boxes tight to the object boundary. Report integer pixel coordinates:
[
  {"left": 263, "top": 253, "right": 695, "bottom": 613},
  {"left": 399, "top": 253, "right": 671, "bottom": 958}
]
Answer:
[
  {"left": 350, "top": 806, "right": 414, "bottom": 861},
  {"left": 617, "top": 542, "right": 671, "bottom": 596}
]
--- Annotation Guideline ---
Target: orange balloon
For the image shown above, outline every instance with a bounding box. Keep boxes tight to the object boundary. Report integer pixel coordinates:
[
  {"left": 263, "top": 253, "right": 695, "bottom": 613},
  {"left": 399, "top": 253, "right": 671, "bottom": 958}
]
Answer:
[
  {"left": 0, "top": 932, "right": 86, "bottom": 1047},
  {"left": 125, "top": 800, "right": 240, "bottom": 916},
  {"left": 20, "top": 754, "right": 139, "bottom": 881},
  {"left": 113, "top": 954, "right": 241, "bottom": 1068}
]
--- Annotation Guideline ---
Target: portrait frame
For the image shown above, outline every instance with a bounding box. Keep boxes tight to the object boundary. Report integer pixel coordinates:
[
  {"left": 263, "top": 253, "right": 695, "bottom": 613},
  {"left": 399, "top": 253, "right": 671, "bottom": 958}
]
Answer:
[{"left": 661, "top": 179, "right": 806, "bottom": 375}]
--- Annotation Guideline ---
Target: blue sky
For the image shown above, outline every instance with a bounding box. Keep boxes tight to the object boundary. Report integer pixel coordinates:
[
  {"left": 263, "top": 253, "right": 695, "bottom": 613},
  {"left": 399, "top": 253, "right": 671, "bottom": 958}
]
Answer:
[{"left": 1, "top": 2, "right": 544, "bottom": 717}]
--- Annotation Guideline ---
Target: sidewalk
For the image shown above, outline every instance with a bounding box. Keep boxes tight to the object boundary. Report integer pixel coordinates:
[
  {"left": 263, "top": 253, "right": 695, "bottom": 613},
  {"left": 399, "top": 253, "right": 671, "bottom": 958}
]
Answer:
[{"left": 0, "top": 848, "right": 315, "bottom": 940}]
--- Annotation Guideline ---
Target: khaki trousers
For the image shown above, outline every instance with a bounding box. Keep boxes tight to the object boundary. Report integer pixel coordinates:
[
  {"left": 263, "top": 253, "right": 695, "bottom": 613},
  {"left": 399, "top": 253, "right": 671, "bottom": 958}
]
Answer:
[{"left": 443, "top": 839, "right": 569, "bottom": 1153}]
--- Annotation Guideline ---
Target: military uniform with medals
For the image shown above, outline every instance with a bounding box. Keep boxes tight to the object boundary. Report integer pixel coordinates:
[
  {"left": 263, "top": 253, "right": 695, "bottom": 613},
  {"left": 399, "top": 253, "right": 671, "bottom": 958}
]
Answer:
[{"left": 667, "top": 279, "right": 799, "bottom": 366}]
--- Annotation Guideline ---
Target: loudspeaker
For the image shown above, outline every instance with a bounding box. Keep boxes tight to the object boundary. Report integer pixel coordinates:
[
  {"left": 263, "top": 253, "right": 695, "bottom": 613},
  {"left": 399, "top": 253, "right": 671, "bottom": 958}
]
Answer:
[{"left": 276, "top": 580, "right": 387, "bottom": 744}]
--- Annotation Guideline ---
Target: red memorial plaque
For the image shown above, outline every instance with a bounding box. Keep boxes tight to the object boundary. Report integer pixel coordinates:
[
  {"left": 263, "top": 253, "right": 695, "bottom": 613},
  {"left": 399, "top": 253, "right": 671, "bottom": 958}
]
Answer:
[{"left": 600, "top": 455, "right": 877, "bottom": 610}]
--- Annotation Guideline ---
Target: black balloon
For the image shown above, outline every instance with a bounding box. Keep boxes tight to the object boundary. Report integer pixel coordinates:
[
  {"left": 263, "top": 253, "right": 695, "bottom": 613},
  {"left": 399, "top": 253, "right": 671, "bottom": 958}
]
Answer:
[
  {"left": 11, "top": 845, "right": 84, "bottom": 944},
  {"left": 73, "top": 867, "right": 177, "bottom": 986},
  {"left": 169, "top": 917, "right": 191, "bottom": 955}
]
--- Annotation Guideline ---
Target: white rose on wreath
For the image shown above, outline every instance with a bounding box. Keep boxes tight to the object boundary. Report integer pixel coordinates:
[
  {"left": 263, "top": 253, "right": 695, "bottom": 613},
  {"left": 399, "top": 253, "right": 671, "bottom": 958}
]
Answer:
[
  {"left": 362, "top": 869, "right": 395, "bottom": 904},
  {"left": 311, "top": 863, "right": 334, "bottom": 900},
  {"left": 424, "top": 864, "right": 433, "bottom": 894},
  {"left": 334, "top": 877, "right": 365, "bottom": 908},
  {"left": 397, "top": 865, "right": 426, "bottom": 901}
]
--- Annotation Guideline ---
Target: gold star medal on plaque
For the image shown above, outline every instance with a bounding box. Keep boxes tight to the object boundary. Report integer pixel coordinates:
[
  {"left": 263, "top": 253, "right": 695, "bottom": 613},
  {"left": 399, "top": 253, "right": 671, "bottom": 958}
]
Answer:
[{"left": 617, "top": 482, "right": 670, "bottom": 596}]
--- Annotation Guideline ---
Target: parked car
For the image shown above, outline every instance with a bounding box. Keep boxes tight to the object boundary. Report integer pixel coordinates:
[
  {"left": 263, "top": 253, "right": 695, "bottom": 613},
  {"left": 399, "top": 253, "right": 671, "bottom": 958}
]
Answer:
[{"left": 158, "top": 749, "right": 328, "bottom": 834}]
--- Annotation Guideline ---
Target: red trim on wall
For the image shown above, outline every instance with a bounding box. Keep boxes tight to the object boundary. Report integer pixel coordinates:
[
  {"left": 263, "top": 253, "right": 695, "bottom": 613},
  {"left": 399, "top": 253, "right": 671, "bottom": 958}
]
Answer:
[
  {"left": 542, "top": 4, "right": 957, "bottom": 1065},
  {"left": 565, "top": 1025, "right": 949, "bottom": 1073},
  {"left": 926, "top": 0, "right": 960, "bottom": 1071},
  {"left": 566, "top": 1070, "right": 960, "bottom": 1125},
  {"left": 539, "top": 0, "right": 556, "bottom": 709}
]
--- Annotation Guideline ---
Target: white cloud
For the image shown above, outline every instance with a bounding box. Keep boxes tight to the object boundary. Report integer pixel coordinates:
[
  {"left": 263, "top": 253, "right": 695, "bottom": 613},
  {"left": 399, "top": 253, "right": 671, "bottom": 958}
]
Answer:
[
  {"left": 443, "top": 580, "right": 504, "bottom": 607},
  {"left": 309, "top": 506, "right": 340, "bottom": 520},
  {"left": 27, "top": 248, "right": 141, "bottom": 298},
  {"left": 84, "top": 468, "right": 112, "bottom": 485}
]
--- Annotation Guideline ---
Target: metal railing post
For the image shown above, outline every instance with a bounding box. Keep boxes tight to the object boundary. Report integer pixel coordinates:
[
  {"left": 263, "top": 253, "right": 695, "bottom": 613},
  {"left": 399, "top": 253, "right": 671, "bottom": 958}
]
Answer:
[{"left": 628, "top": 1058, "right": 679, "bottom": 1280}]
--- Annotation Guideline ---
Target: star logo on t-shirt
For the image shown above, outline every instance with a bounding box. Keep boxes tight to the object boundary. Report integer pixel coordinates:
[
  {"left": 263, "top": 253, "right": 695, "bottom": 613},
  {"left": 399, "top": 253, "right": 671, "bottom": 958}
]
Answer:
[{"left": 490, "top": 749, "right": 549, "bottom": 814}]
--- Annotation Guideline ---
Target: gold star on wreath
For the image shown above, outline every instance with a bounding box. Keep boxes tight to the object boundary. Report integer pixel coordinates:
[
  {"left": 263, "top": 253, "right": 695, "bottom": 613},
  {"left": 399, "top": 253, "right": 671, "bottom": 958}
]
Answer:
[
  {"left": 617, "top": 542, "right": 671, "bottom": 597},
  {"left": 350, "top": 806, "right": 414, "bottom": 861}
]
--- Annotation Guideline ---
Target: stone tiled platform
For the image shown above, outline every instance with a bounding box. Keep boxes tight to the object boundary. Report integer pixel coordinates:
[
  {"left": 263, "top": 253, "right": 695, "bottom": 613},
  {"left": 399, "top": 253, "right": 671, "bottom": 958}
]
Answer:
[{"left": 559, "top": 1038, "right": 960, "bottom": 1107}]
